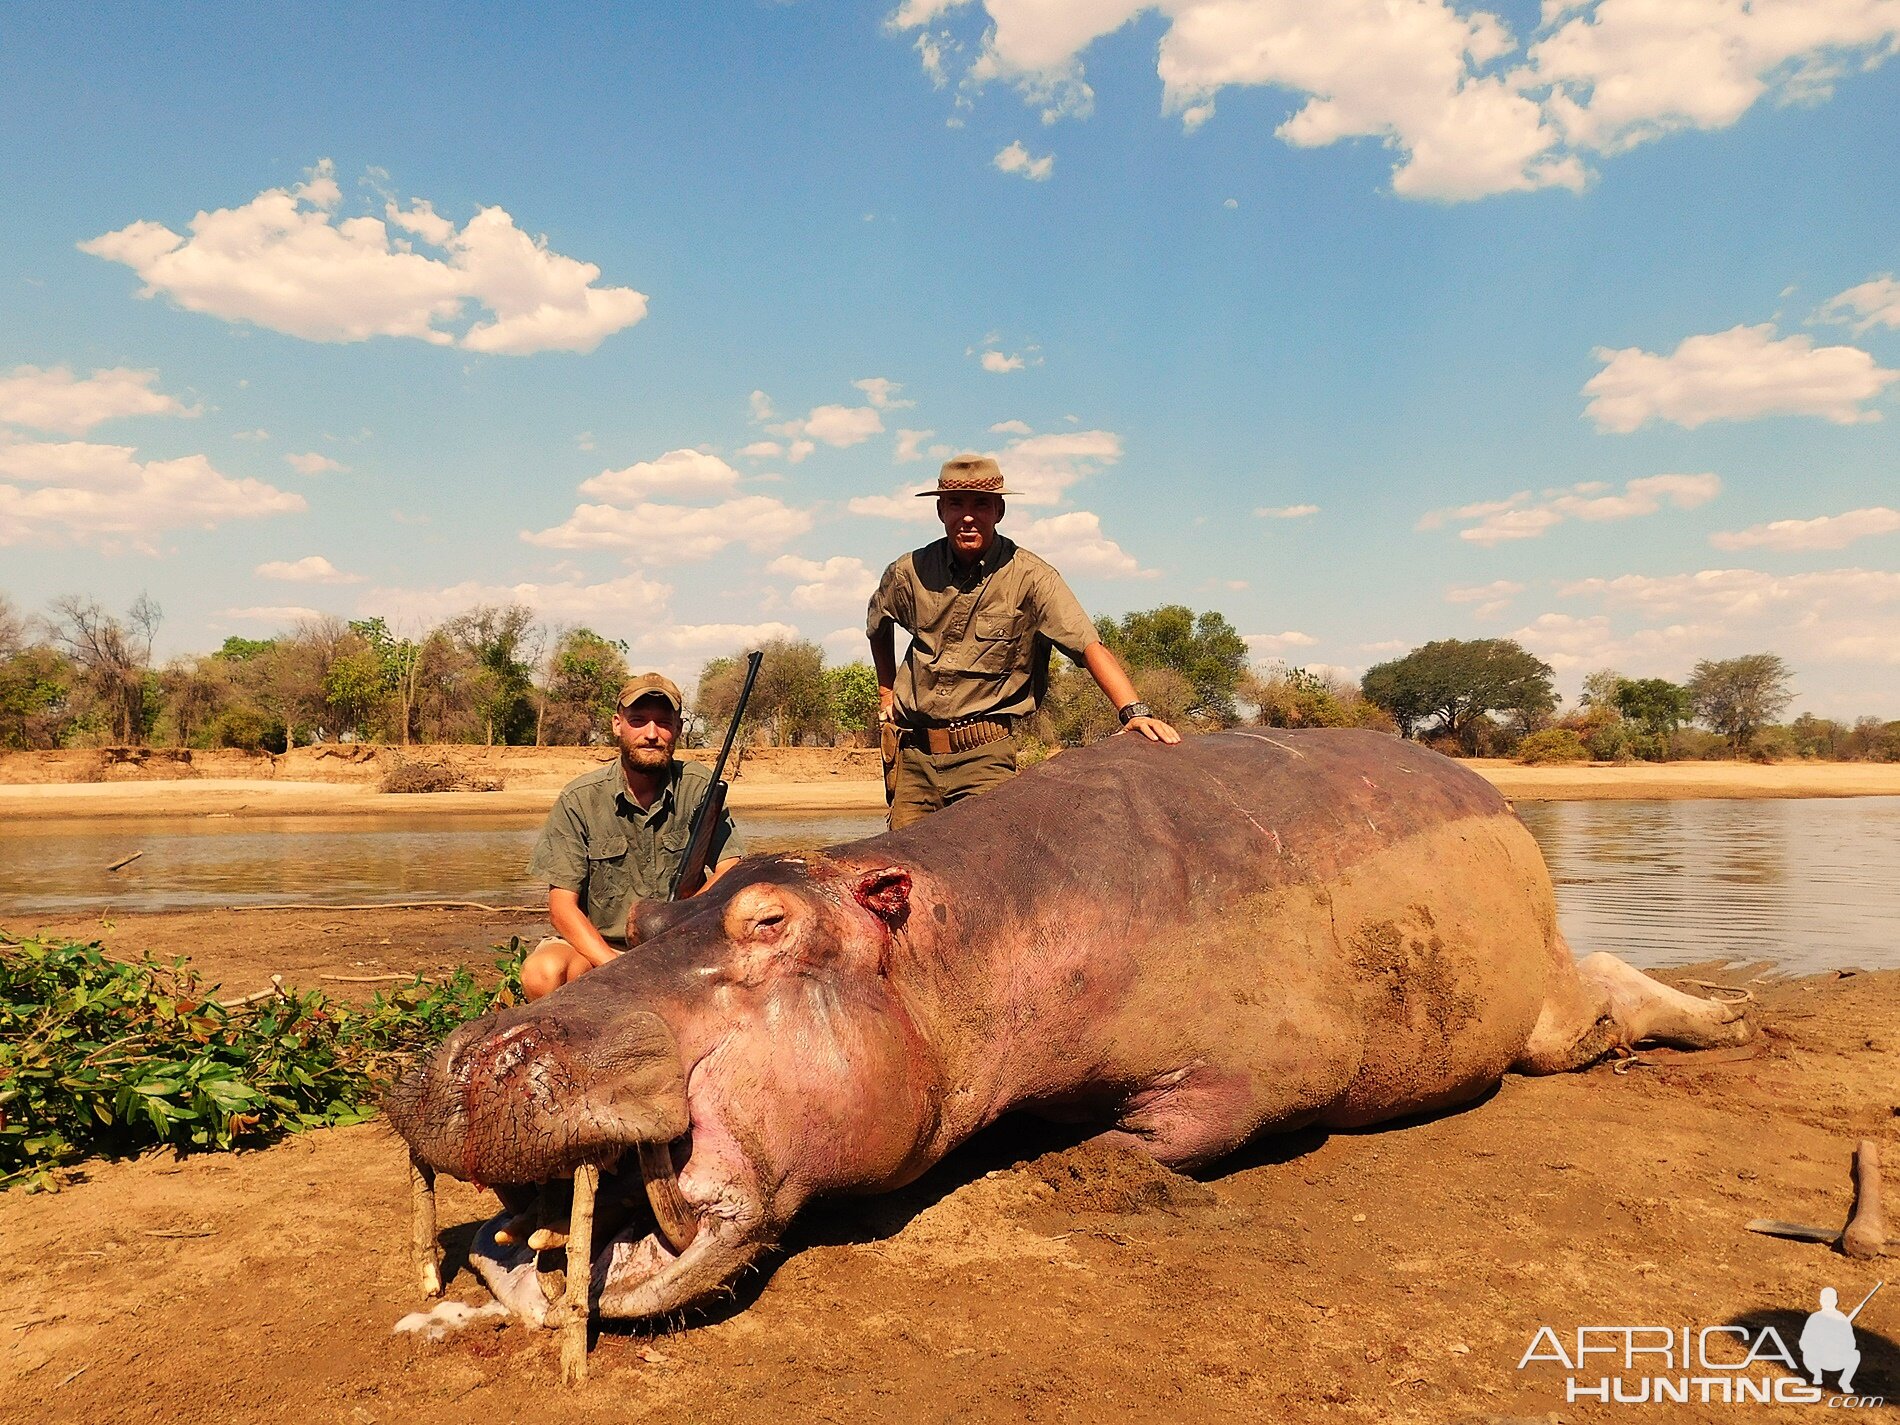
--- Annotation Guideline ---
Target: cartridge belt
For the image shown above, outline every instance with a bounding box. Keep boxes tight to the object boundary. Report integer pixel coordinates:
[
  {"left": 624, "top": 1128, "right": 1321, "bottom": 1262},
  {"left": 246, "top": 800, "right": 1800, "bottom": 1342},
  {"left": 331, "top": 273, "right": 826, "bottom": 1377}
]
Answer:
[{"left": 908, "top": 717, "right": 1014, "bottom": 756}]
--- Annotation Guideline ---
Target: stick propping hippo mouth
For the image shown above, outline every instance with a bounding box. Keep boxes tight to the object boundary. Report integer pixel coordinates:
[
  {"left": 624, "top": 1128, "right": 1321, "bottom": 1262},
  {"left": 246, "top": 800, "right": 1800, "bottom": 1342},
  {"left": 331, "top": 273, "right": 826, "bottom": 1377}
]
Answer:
[{"left": 386, "top": 730, "right": 1751, "bottom": 1332}]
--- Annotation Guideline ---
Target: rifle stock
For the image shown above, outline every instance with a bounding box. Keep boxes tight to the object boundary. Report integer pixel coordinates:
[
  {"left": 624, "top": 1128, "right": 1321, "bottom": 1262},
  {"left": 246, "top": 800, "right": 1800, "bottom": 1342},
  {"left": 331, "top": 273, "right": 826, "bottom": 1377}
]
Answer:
[{"left": 669, "top": 779, "right": 728, "bottom": 899}]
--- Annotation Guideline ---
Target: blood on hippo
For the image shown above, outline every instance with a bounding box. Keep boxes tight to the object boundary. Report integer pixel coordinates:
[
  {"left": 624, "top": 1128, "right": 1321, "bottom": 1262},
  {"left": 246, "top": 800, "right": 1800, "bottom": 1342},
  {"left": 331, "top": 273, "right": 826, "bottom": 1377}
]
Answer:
[{"left": 385, "top": 728, "right": 1748, "bottom": 1324}]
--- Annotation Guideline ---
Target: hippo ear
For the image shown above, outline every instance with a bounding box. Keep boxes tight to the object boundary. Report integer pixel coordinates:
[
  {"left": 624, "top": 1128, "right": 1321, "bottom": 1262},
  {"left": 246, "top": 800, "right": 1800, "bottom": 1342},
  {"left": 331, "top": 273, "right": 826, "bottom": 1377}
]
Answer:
[{"left": 852, "top": 867, "right": 911, "bottom": 930}]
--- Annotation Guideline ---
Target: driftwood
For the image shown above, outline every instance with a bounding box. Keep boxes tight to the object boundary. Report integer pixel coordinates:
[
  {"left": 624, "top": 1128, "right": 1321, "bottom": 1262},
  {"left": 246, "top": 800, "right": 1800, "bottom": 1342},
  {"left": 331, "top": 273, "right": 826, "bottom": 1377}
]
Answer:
[
  {"left": 219, "top": 901, "right": 538, "bottom": 914},
  {"left": 105, "top": 851, "right": 144, "bottom": 872},
  {"left": 216, "top": 975, "right": 286, "bottom": 1008},
  {"left": 559, "top": 1165, "right": 599, "bottom": 1386},
  {"left": 1845, "top": 1139, "right": 1889, "bottom": 1260}
]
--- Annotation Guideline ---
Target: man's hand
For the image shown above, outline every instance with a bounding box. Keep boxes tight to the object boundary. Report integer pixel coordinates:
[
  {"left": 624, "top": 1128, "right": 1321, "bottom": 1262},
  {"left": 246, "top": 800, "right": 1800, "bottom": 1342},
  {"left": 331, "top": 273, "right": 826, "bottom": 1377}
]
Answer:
[
  {"left": 1118, "top": 715, "right": 1181, "bottom": 744},
  {"left": 877, "top": 685, "right": 896, "bottom": 725}
]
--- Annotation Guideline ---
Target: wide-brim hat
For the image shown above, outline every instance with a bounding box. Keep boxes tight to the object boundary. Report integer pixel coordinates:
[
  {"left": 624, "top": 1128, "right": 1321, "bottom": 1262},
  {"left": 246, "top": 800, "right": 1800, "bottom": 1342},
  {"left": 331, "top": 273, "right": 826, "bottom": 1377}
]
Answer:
[
  {"left": 615, "top": 672, "right": 683, "bottom": 712},
  {"left": 915, "top": 454, "right": 1017, "bottom": 496}
]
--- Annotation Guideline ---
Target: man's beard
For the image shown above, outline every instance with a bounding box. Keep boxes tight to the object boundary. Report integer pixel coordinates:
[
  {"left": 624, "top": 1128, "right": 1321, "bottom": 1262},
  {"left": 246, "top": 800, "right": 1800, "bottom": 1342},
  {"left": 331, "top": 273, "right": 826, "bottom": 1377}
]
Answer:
[{"left": 622, "top": 744, "right": 672, "bottom": 773}]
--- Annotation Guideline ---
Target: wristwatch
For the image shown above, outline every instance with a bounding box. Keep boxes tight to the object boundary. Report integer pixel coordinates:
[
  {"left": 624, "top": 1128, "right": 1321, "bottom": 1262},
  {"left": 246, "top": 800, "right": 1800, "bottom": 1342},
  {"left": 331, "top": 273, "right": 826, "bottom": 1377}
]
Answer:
[{"left": 1118, "top": 701, "right": 1152, "bottom": 725}]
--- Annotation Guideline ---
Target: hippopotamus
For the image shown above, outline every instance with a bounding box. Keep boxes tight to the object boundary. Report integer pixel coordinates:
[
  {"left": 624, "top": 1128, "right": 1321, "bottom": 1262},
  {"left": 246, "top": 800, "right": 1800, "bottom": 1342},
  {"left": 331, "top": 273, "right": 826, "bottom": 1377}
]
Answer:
[{"left": 386, "top": 728, "right": 1748, "bottom": 1325}]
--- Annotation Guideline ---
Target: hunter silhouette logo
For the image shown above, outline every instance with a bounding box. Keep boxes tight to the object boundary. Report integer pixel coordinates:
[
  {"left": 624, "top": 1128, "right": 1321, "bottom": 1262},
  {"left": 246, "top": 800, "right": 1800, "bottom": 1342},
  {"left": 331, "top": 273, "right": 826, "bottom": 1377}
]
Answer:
[
  {"left": 1518, "top": 1278, "right": 1886, "bottom": 1406},
  {"left": 1800, "top": 1282, "right": 1880, "bottom": 1396}
]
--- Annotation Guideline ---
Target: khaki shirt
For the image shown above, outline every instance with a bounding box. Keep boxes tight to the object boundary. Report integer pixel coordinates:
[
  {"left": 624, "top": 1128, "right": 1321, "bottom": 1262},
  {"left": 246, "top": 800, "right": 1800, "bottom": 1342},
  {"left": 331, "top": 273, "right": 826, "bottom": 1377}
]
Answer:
[
  {"left": 527, "top": 758, "right": 745, "bottom": 944},
  {"left": 866, "top": 534, "right": 1100, "bottom": 725}
]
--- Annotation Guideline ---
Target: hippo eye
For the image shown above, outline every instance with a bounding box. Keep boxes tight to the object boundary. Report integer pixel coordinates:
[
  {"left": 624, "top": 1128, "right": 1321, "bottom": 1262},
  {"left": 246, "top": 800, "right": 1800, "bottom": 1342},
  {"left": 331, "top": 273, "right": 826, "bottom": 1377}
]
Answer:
[{"left": 751, "top": 911, "right": 786, "bottom": 939}]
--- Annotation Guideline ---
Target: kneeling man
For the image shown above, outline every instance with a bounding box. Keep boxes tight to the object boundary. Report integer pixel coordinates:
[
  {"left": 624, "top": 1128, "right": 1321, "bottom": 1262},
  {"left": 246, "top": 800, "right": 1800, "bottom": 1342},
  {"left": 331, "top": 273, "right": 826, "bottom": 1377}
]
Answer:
[{"left": 521, "top": 673, "right": 744, "bottom": 1000}]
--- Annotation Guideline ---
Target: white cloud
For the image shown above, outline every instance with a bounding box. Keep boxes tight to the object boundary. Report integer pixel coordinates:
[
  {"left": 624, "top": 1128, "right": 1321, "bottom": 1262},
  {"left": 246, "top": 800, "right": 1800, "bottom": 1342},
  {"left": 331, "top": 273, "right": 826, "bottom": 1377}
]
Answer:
[
  {"left": 993, "top": 140, "right": 1056, "bottom": 180},
  {"left": 232, "top": 428, "right": 270, "bottom": 442},
  {"left": 81, "top": 160, "right": 647, "bottom": 355},
  {"left": 1446, "top": 579, "right": 1525, "bottom": 618},
  {"left": 1255, "top": 503, "right": 1319, "bottom": 519},
  {"left": 1530, "top": 0, "right": 1900, "bottom": 157},
  {"left": 894, "top": 428, "right": 937, "bottom": 462},
  {"left": 1711, "top": 506, "right": 1900, "bottom": 553},
  {"left": 218, "top": 605, "right": 323, "bottom": 624},
  {"left": 523, "top": 494, "right": 814, "bottom": 563},
  {"left": 578, "top": 449, "right": 741, "bottom": 502},
  {"left": 1419, "top": 473, "right": 1721, "bottom": 545},
  {"left": 363, "top": 570, "right": 673, "bottom": 630},
  {"left": 768, "top": 554, "right": 879, "bottom": 611},
  {"left": 1245, "top": 630, "right": 1321, "bottom": 658},
  {"left": 739, "top": 440, "right": 783, "bottom": 458},
  {"left": 981, "top": 350, "right": 1027, "bottom": 373},
  {"left": 821, "top": 625, "right": 870, "bottom": 665},
  {"left": 748, "top": 390, "right": 774, "bottom": 422},
  {"left": 1016, "top": 509, "right": 1155, "bottom": 577},
  {"left": 803, "top": 404, "right": 887, "bottom": 446},
  {"left": 0, "top": 365, "right": 196, "bottom": 435},
  {"left": 847, "top": 486, "right": 941, "bottom": 522},
  {"left": 1818, "top": 275, "right": 1900, "bottom": 334},
  {"left": 989, "top": 419, "right": 1034, "bottom": 435},
  {"left": 766, "top": 388, "right": 886, "bottom": 451},
  {"left": 0, "top": 438, "right": 305, "bottom": 553},
  {"left": 897, "top": 1, "right": 1900, "bottom": 201},
  {"left": 256, "top": 555, "right": 362, "bottom": 584},
  {"left": 1552, "top": 566, "right": 1900, "bottom": 669},
  {"left": 853, "top": 377, "right": 915, "bottom": 409},
  {"left": 285, "top": 451, "right": 346, "bottom": 475},
  {"left": 633, "top": 621, "right": 806, "bottom": 685},
  {"left": 1584, "top": 324, "right": 1899, "bottom": 432},
  {"left": 996, "top": 429, "right": 1122, "bottom": 504},
  {"left": 1359, "top": 639, "right": 1409, "bottom": 654}
]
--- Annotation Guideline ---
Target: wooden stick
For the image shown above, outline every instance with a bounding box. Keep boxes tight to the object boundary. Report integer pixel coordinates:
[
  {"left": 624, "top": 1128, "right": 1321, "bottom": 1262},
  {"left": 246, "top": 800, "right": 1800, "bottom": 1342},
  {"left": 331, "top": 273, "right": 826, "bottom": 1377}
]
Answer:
[
  {"left": 218, "top": 900, "right": 538, "bottom": 913},
  {"left": 410, "top": 1156, "right": 443, "bottom": 1297},
  {"left": 105, "top": 850, "right": 144, "bottom": 872},
  {"left": 320, "top": 973, "right": 416, "bottom": 984},
  {"left": 215, "top": 974, "right": 286, "bottom": 1008},
  {"left": 1845, "top": 1138, "right": 1888, "bottom": 1261},
  {"left": 560, "top": 1165, "right": 599, "bottom": 1386}
]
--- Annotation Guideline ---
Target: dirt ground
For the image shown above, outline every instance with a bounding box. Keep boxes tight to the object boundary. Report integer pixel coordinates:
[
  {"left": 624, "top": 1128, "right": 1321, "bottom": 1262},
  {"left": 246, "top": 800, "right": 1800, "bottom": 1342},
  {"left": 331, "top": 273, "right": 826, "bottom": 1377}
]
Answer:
[{"left": 2, "top": 901, "right": 1895, "bottom": 1424}]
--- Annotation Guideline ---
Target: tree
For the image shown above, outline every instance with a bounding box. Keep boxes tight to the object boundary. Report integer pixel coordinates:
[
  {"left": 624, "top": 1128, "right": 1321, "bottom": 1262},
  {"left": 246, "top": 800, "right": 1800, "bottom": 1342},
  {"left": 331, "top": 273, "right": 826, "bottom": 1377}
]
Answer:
[
  {"left": 442, "top": 605, "right": 539, "bottom": 746},
  {"left": 1579, "top": 668, "right": 1625, "bottom": 708},
  {"left": 540, "top": 627, "right": 629, "bottom": 745},
  {"left": 1096, "top": 604, "right": 1249, "bottom": 725},
  {"left": 0, "top": 597, "right": 72, "bottom": 749},
  {"left": 1360, "top": 638, "right": 1556, "bottom": 753},
  {"left": 696, "top": 639, "right": 831, "bottom": 746},
  {"left": 1244, "top": 665, "right": 1357, "bottom": 729},
  {"left": 48, "top": 593, "right": 161, "bottom": 744},
  {"left": 1688, "top": 653, "right": 1794, "bottom": 756},
  {"left": 1614, "top": 677, "right": 1692, "bottom": 745},
  {"left": 825, "top": 661, "right": 880, "bottom": 740}
]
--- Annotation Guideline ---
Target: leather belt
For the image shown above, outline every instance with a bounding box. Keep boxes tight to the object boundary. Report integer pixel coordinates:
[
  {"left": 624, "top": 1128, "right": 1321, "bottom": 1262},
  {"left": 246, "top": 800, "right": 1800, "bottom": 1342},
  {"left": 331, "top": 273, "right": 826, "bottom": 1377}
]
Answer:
[{"left": 907, "top": 717, "right": 1013, "bottom": 756}]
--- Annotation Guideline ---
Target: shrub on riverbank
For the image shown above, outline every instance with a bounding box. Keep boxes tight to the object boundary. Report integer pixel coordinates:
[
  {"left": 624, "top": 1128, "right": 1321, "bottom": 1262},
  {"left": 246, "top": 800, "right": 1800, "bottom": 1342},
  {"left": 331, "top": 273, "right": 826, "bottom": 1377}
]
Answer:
[
  {"left": 1517, "top": 729, "right": 1589, "bottom": 765},
  {"left": 0, "top": 932, "right": 523, "bottom": 1191}
]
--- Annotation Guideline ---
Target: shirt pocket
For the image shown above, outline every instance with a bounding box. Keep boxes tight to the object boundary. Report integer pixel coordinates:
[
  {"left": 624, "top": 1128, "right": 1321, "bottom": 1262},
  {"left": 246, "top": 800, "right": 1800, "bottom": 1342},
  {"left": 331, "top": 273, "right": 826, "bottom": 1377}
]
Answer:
[
  {"left": 584, "top": 834, "right": 630, "bottom": 909},
  {"left": 964, "top": 610, "right": 1022, "bottom": 676}
]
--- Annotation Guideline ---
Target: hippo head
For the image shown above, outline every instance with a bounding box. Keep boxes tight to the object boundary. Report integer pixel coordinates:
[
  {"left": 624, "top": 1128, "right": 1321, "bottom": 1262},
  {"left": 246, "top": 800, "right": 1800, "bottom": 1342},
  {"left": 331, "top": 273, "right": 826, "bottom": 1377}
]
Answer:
[{"left": 385, "top": 854, "right": 943, "bottom": 1321}]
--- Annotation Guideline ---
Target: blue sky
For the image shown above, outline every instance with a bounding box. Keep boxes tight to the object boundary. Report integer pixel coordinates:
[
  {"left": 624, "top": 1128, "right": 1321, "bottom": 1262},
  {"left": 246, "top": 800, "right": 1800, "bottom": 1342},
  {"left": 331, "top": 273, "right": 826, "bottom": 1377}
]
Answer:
[{"left": 2, "top": 1, "right": 1897, "bottom": 716}]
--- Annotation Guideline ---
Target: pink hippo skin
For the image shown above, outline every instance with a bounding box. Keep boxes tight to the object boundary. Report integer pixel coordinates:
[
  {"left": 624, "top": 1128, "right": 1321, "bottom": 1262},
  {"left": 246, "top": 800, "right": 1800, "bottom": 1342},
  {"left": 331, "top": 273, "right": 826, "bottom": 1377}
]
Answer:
[{"left": 385, "top": 729, "right": 1747, "bottom": 1323}]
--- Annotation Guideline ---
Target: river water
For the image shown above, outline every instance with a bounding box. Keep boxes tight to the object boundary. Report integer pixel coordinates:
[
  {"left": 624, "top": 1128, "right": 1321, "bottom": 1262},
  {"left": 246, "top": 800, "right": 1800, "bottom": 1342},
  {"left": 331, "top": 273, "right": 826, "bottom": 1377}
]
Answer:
[{"left": 2, "top": 799, "right": 1895, "bottom": 976}]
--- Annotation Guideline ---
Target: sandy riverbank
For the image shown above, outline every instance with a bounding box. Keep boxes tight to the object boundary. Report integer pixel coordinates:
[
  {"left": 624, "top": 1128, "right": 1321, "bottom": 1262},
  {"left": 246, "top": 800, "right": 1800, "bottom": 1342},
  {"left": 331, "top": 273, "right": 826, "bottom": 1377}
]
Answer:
[{"left": 1, "top": 743, "right": 1896, "bottom": 823}]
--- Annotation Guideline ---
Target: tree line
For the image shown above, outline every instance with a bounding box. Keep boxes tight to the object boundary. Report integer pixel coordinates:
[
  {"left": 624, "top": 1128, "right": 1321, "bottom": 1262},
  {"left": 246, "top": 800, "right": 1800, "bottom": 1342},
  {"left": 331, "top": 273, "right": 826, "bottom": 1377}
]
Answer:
[{"left": 2, "top": 591, "right": 1893, "bottom": 761}]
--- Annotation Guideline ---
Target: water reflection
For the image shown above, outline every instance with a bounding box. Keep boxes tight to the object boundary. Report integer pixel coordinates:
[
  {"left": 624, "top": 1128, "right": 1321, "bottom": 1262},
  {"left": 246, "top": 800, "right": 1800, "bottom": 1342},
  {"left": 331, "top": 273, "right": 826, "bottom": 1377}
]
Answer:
[
  {"left": 1514, "top": 798, "right": 1900, "bottom": 976},
  {"left": 3, "top": 799, "right": 1896, "bottom": 976}
]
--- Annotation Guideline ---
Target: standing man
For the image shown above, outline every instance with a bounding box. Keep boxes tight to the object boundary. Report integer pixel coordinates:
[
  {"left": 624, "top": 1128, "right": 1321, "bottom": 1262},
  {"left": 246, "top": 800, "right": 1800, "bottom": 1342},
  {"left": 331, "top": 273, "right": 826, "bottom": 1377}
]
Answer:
[
  {"left": 866, "top": 454, "right": 1179, "bottom": 830},
  {"left": 520, "top": 673, "right": 745, "bottom": 1000}
]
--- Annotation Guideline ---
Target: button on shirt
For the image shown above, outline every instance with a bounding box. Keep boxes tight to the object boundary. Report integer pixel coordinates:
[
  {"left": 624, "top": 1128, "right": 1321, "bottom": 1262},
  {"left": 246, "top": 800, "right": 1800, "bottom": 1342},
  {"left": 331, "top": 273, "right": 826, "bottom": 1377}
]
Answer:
[
  {"left": 527, "top": 758, "right": 745, "bottom": 944},
  {"left": 865, "top": 535, "right": 1101, "bottom": 726}
]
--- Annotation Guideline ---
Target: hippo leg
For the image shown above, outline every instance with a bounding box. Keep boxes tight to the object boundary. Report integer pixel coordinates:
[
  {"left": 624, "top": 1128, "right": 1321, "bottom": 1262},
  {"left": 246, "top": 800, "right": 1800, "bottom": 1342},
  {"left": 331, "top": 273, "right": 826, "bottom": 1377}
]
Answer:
[{"left": 1515, "top": 935, "right": 1750, "bottom": 1073}]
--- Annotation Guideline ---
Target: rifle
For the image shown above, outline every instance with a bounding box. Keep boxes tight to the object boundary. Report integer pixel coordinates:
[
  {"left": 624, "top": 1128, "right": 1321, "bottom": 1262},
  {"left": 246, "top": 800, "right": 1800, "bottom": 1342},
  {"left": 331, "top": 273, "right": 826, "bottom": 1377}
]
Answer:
[{"left": 667, "top": 649, "right": 763, "bottom": 900}]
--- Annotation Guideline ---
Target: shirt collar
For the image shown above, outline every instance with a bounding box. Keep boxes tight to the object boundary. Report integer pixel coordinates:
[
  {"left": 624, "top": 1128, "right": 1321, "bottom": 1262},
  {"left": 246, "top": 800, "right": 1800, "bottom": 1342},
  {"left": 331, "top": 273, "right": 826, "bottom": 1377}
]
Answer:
[{"left": 615, "top": 757, "right": 678, "bottom": 822}]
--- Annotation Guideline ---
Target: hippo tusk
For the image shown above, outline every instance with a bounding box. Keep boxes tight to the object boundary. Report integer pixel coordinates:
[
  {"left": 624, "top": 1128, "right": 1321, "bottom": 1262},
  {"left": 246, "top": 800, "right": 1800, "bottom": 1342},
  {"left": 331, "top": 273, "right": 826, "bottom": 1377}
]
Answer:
[
  {"left": 638, "top": 1140, "right": 700, "bottom": 1253},
  {"left": 559, "top": 1163, "right": 599, "bottom": 1386},
  {"left": 409, "top": 1156, "right": 442, "bottom": 1297}
]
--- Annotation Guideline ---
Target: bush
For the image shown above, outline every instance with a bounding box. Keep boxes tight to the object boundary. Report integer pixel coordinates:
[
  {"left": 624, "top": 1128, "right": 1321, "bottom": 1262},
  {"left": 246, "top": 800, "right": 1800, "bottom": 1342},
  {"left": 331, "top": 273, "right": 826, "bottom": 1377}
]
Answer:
[
  {"left": 378, "top": 757, "right": 503, "bottom": 793},
  {"left": 0, "top": 933, "right": 525, "bottom": 1191},
  {"left": 1584, "top": 721, "right": 1637, "bottom": 763},
  {"left": 1517, "top": 729, "right": 1589, "bottom": 764}
]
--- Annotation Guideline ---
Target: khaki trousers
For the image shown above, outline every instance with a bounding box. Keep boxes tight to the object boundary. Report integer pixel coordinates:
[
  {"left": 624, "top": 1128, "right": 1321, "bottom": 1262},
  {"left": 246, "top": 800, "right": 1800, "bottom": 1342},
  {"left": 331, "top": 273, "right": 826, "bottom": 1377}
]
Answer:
[{"left": 888, "top": 735, "right": 1019, "bottom": 830}]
